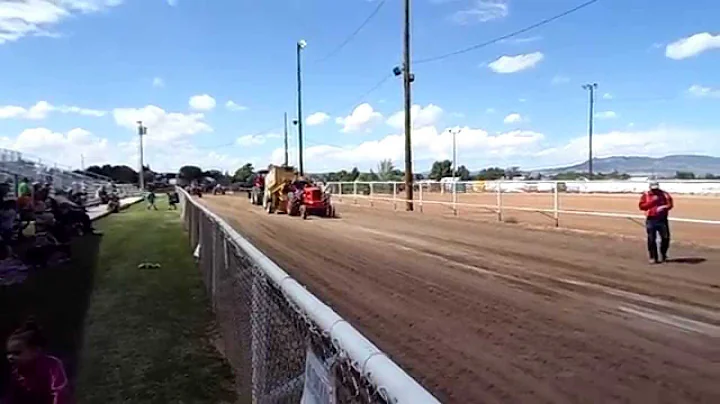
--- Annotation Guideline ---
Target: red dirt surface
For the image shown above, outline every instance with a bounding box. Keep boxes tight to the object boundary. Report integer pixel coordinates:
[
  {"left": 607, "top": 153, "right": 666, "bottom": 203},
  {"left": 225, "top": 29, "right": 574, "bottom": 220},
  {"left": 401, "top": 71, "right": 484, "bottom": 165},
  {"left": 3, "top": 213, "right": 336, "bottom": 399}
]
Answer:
[{"left": 201, "top": 194, "right": 720, "bottom": 404}]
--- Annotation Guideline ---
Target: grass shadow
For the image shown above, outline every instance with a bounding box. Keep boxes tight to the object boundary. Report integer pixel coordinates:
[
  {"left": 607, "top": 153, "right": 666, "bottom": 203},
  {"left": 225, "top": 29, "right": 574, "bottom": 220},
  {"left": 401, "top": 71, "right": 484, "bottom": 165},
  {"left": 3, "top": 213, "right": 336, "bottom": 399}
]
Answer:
[{"left": 0, "top": 234, "right": 102, "bottom": 391}]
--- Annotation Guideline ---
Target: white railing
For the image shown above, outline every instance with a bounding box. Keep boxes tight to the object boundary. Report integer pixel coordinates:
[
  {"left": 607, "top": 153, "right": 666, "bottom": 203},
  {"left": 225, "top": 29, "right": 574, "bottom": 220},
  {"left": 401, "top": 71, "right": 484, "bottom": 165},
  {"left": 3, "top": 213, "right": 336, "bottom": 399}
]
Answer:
[
  {"left": 324, "top": 180, "right": 720, "bottom": 226},
  {"left": 178, "top": 186, "right": 440, "bottom": 403}
]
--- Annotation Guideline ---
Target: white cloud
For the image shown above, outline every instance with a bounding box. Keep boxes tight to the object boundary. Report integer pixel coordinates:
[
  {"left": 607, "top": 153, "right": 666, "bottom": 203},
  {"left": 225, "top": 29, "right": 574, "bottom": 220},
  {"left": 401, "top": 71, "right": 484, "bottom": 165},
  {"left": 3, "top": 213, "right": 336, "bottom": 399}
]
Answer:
[
  {"left": 271, "top": 123, "right": 544, "bottom": 171},
  {"left": 503, "top": 113, "right": 522, "bottom": 124},
  {"left": 335, "top": 103, "right": 383, "bottom": 133},
  {"left": 386, "top": 104, "right": 443, "bottom": 130},
  {"left": 488, "top": 52, "right": 544, "bottom": 74},
  {"left": 236, "top": 134, "right": 267, "bottom": 146},
  {"left": 189, "top": 94, "right": 216, "bottom": 111},
  {"left": 0, "top": 0, "right": 124, "bottom": 44},
  {"left": 306, "top": 112, "right": 330, "bottom": 126},
  {"left": 551, "top": 75, "right": 570, "bottom": 85},
  {"left": 535, "top": 126, "right": 717, "bottom": 165},
  {"left": 0, "top": 101, "right": 106, "bottom": 120},
  {"left": 0, "top": 127, "right": 111, "bottom": 168},
  {"left": 688, "top": 84, "right": 720, "bottom": 98},
  {"left": 112, "top": 105, "right": 212, "bottom": 143},
  {"left": 152, "top": 77, "right": 165, "bottom": 88},
  {"left": 602, "top": 93, "right": 613, "bottom": 100},
  {"left": 451, "top": 0, "right": 508, "bottom": 25},
  {"left": 225, "top": 100, "right": 248, "bottom": 112},
  {"left": 594, "top": 111, "right": 618, "bottom": 119},
  {"left": 485, "top": 108, "right": 496, "bottom": 114},
  {"left": 665, "top": 32, "right": 720, "bottom": 60}
]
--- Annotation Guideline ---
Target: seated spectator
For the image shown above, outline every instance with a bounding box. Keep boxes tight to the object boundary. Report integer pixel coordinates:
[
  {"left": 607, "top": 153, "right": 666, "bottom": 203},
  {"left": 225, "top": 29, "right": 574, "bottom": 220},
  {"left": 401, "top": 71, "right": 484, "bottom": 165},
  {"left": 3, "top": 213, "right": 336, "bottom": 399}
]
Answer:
[
  {"left": 52, "top": 194, "right": 101, "bottom": 236},
  {"left": 0, "top": 199, "right": 18, "bottom": 257},
  {"left": 3, "top": 320, "right": 73, "bottom": 404}
]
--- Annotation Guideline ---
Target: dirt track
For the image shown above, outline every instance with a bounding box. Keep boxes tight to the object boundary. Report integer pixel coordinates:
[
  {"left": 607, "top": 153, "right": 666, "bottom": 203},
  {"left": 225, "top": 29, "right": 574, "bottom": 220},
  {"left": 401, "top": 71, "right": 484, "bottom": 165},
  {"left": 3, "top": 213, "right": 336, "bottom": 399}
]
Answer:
[{"left": 201, "top": 194, "right": 720, "bottom": 404}]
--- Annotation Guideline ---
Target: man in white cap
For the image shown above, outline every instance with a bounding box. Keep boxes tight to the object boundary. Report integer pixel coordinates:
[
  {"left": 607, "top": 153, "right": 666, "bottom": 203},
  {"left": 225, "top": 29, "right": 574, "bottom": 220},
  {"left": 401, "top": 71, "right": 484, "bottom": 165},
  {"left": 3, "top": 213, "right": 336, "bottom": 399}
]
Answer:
[{"left": 638, "top": 181, "right": 674, "bottom": 264}]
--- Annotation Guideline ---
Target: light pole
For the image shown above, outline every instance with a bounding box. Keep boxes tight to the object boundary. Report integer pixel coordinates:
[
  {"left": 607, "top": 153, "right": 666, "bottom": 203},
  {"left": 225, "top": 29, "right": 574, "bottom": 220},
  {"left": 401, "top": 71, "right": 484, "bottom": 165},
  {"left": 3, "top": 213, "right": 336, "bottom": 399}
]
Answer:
[
  {"left": 582, "top": 83, "right": 598, "bottom": 178},
  {"left": 297, "top": 39, "right": 307, "bottom": 177},
  {"left": 283, "top": 112, "right": 289, "bottom": 167},
  {"left": 136, "top": 121, "right": 147, "bottom": 190},
  {"left": 449, "top": 128, "right": 460, "bottom": 212}
]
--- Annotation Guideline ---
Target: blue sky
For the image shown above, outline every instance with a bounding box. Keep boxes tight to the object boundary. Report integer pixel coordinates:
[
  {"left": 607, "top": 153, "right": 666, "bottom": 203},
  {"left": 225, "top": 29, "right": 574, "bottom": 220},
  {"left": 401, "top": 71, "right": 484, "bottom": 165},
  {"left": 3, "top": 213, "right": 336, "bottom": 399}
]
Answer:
[{"left": 0, "top": 0, "right": 719, "bottom": 173}]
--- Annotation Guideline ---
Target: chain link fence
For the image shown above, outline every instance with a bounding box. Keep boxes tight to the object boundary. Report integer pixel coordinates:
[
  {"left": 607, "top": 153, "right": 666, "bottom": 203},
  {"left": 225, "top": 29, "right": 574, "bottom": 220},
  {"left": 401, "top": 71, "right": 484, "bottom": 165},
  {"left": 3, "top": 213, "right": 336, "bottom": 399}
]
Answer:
[{"left": 179, "top": 188, "right": 439, "bottom": 404}]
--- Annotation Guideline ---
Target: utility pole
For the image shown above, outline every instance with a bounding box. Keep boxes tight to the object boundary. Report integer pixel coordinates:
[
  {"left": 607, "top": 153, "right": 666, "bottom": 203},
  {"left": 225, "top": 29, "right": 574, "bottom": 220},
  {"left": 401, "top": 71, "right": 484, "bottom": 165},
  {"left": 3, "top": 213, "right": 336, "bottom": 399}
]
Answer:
[
  {"left": 451, "top": 129, "right": 458, "bottom": 181},
  {"left": 80, "top": 154, "right": 85, "bottom": 171},
  {"left": 582, "top": 83, "right": 598, "bottom": 178},
  {"left": 283, "top": 112, "right": 289, "bottom": 167},
  {"left": 402, "top": 0, "right": 414, "bottom": 211},
  {"left": 137, "top": 121, "right": 147, "bottom": 190},
  {"left": 297, "top": 39, "right": 307, "bottom": 177}
]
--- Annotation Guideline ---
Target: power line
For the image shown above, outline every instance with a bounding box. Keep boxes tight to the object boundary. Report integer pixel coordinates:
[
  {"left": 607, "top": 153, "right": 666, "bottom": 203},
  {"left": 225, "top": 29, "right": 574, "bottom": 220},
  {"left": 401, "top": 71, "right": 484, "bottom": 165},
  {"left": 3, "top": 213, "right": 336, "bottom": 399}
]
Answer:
[
  {"left": 314, "top": 0, "right": 387, "bottom": 63},
  {"left": 414, "top": 0, "right": 602, "bottom": 65}
]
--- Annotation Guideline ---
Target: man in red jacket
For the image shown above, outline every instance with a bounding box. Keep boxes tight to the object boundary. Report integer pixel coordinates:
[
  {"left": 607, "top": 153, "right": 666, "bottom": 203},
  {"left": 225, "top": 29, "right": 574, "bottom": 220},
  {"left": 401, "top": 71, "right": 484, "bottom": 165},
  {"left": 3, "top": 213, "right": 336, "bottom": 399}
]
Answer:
[{"left": 639, "top": 181, "right": 674, "bottom": 264}]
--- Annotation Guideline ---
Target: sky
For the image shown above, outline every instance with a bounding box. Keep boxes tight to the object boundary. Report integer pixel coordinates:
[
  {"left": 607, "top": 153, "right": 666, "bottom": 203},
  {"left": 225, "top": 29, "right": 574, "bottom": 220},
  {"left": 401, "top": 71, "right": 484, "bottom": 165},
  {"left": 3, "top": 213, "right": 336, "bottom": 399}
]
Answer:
[{"left": 0, "top": 0, "right": 719, "bottom": 173}]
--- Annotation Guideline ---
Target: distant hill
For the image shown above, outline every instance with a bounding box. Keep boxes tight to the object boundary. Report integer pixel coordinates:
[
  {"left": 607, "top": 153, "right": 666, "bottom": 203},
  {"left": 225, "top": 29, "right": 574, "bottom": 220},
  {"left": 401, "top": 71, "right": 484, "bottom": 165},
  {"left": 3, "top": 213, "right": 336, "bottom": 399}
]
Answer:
[{"left": 541, "top": 155, "right": 720, "bottom": 177}]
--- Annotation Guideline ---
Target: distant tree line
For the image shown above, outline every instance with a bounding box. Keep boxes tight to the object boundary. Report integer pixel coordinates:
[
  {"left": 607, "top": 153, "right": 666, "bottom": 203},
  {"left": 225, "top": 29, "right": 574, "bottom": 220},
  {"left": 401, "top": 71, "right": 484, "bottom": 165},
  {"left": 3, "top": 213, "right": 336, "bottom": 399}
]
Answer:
[{"left": 172, "top": 162, "right": 720, "bottom": 187}]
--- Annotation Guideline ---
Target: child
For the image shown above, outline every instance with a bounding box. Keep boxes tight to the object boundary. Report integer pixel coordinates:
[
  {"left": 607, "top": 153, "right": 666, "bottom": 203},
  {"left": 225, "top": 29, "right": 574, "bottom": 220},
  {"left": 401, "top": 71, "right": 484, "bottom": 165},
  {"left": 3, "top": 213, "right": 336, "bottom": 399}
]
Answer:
[
  {"left": 146, "top": 190, "right": 158, "bottom": 210},
  {"left": 3, "top": 320, "right": 73, "bottom": 403},
  {"left": 167, "top": 191, "right": 179, "bottom": 210}
]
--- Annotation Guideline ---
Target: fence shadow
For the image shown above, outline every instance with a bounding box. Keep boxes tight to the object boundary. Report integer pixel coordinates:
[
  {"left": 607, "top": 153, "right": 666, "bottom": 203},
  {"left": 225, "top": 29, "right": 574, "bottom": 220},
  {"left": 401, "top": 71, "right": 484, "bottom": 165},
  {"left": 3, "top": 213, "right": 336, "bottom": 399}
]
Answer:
[
  {"left": 0, "top": 234, "right": 102, "bottom": 391},
  {"left": 667, "top": 257, "right": 707, "bottom": 265}
]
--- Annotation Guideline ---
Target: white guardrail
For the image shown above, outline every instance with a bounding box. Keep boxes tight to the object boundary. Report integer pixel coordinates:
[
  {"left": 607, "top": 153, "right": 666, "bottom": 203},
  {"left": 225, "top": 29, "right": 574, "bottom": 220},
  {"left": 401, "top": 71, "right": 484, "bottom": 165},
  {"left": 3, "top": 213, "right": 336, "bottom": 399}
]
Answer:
[
  {"left": 178, "top": 187, "right": 440, "bottom": 403},
  {"left": 323, "top": 180, "right": 720, "bottom": 226}
]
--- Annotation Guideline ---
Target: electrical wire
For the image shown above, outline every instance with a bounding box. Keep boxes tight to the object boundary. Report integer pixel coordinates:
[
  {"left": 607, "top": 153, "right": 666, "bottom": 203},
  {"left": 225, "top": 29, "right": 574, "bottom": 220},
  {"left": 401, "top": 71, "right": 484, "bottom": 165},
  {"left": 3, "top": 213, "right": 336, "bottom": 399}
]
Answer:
[
  {"left": 313, "top": 0, "right": 387, "bottom": 63},
  {"left": 414, "top": 0, "right": 602, "bottom": 65}
]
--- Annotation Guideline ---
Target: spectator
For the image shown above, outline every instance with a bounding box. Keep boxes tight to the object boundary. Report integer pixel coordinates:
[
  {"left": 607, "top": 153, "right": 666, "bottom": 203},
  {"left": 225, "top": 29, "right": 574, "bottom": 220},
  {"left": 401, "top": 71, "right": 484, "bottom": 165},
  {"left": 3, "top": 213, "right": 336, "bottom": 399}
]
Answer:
[
  {"left": 639, "top": 181, "right": 674, "bottom": 264},
  {"left": 3, "top": 320, "right": 73, "bottom": 404},
  {"left": 167, "top": 191, "right": 179, "bottom": 210},
  {"left": 16, "top": 178, "right": 32, "bottom": 211},
  {"left": 146, "top": 190, "right": 158, "bottom": 210},
  {"left": 0, "top": 199, "right": 17, "bottom": 257}
]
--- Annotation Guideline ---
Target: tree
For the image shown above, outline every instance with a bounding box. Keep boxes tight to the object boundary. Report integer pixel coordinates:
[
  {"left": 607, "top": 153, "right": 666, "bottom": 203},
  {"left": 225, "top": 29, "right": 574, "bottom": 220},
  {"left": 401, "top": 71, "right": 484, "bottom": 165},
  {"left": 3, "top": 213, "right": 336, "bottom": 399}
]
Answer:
[
  {"left": 357, "top": 171, "right": 380, "bottom": 182},
  {"left": 233, "top": 163, "right": 254, "bottom": 183},
  {"left": 675, "top": 171, "right": 696, "bottom": 180},
  {"left": 455, "top": 165, "right": 471, "bottom": 181},
  {"left": 179, "top": 165, "right": 203, "bottom": 182},
  {"left": 377, "top": 160, "right": 403, "bottom": 181},
  {"left": 429, "top": 160, "right": 452, "bottom": 180}
]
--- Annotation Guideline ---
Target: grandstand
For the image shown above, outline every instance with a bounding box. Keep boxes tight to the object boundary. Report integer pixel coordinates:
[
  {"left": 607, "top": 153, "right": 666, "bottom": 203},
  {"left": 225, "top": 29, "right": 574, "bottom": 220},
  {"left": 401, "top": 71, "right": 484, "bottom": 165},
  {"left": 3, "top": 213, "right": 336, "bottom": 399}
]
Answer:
[{"left": 0, "top": 148, "right": 141, "bottom": 205}]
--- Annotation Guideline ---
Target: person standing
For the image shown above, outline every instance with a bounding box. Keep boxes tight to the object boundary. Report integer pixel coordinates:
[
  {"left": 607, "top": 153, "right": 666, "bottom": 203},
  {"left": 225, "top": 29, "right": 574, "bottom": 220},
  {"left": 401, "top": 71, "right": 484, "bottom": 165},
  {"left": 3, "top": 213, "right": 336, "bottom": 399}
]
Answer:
[
  {"left": 146, "top": 190, "right": 158, "bottom": 210},
  {"left": 639, "top": 181, "right": 674, "bottom": 264}
]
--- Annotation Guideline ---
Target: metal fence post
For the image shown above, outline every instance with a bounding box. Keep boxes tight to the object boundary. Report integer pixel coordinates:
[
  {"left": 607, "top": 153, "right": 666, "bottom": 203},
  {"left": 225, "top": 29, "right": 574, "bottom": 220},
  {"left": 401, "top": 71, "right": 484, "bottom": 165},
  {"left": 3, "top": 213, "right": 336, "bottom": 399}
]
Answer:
[
  {"left": 369, "top": 183, "right": 374, "bottom": 207},
  {"left": 393, "top": 182, "right": 397, "bottom": 210},
  {"left": 496, "top": 180, "right": 503, "bottom": 222},
  {"left": 554, "top": 182, "right": 560, "bottom": 227},
  {"left": 353, "top": 181, "right": 358, "bottom": 205}
]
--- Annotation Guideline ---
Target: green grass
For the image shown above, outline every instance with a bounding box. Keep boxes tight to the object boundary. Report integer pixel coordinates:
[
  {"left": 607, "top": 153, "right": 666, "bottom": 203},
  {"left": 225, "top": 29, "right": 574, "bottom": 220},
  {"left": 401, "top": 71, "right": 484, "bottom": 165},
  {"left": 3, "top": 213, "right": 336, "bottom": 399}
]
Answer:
[{"left": 75, "top": 200, "right": 236, "bottom": 403}]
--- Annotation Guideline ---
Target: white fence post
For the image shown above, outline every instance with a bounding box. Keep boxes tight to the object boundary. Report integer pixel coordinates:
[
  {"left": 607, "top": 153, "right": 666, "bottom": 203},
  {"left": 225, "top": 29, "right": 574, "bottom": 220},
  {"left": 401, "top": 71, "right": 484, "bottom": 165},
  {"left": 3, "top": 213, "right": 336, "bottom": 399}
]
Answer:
[
  {"left": 338, "top": 182, "right": 343, "bottom": 202},
  {"left": 353, "top": 181, "right": 358, "bottom": 205},
  {"left": 553, "top": 182, "right": 559, "bottom": 227},
  {"left": 452, "top": 181, "right": 458, "bottom": 216},
  {"left": 369, "top": 182, "right": 374, "bottom": 207},
  {"left": 496, "top": 180, "right": 503, "bottom": 222},
  {"left": 393, "top": 182, "right": 397, "bottom": 211},
  {"left": 419, "top": 182, "right": 423, "bottom": 213}
]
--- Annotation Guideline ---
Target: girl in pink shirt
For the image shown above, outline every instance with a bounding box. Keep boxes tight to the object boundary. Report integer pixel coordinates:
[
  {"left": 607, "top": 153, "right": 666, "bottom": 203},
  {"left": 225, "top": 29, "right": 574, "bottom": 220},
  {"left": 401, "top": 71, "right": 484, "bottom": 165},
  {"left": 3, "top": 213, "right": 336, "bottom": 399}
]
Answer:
[{"left": 4, "top": 320, "right": 73, "bottom": 404}]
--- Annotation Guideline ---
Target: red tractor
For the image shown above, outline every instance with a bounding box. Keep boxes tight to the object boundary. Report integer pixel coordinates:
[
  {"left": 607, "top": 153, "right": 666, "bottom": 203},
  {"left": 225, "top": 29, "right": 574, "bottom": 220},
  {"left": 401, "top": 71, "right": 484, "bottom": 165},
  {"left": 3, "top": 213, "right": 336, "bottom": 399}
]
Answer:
[{"left": 287, "top": 183, "right": 335, "bottom": 219}]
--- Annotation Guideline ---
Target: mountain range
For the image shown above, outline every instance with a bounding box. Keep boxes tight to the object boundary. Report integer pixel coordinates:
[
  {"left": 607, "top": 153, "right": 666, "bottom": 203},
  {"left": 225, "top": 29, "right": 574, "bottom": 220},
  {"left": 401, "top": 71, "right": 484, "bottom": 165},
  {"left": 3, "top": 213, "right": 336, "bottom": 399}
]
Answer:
[{"left": 538, "top": 155, "right": 720, "bottom": 177}]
